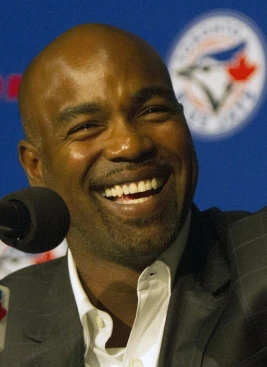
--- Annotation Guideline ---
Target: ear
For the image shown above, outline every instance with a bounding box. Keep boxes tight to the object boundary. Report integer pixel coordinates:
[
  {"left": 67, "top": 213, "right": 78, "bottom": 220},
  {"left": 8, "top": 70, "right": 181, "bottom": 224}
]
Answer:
[{"left": 18, "top": 140, "right": 46, "bottom": 186}]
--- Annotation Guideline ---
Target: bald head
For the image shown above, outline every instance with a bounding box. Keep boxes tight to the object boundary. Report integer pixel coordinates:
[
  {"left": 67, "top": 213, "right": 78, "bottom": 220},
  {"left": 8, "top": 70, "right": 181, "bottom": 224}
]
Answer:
[
  {"left": 18, "top": 23, "right": 197, "bottom": 268},
  {"left": 18, "top": 24, "right": 173, "bottom": 146}
]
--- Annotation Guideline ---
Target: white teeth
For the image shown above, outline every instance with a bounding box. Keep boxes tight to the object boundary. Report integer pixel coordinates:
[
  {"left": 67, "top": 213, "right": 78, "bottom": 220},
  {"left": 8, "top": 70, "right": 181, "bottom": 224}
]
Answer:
[
  {"left": 145, "top": 180, "right": 152, "bottom": 190},
  {"left": 117, "top": 196, "right": 152, "bottom": 205},
  {"left": 129, "top": 182, "right": 138, "bottom": 194},
  {"left": 138, "top": 181, "right": 146, "bottom": 192},
  {"left": 122, "top": 184, "right": 130, "bottom": 195},
  {"left": 115, "top": 185, "right": 123, "bottom": 197},
  {"left": 139, "top": 197, "right": 151, "bottom": 203},
  {"left": 105, "top": 188, "right": 112, "bottom": 197},
  {"left": 151, "top": 177, "right": 157, "bottom": 190},
  {"left": 103, "top": 177, "right": 164, "bottom": 200}
]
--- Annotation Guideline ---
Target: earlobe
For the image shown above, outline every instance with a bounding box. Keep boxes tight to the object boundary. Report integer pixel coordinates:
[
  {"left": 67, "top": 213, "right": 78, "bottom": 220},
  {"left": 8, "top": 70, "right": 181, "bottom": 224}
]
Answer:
[{"left": 18, "top": 140, "right": 45, "bottom": 186}]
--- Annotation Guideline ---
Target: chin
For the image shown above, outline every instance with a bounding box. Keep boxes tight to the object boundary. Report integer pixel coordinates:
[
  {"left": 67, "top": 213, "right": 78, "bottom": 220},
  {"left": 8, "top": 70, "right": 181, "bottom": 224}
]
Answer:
[{"left": 100, "top": 216, "right": 182, "bottom": 269}]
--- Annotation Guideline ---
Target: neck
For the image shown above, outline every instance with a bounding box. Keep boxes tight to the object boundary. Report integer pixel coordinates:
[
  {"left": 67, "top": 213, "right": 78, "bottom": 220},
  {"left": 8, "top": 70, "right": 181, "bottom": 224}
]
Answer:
[
  {"left": 72, "top": 247, "right": 143, "bottom": 294},
  {"left": 70, "top": 246, "right": 148, "bottom": 347}
]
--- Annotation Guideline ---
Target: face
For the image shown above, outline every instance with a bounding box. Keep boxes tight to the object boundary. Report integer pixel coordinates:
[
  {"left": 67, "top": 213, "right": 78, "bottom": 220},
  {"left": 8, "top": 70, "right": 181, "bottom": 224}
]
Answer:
[{"left": 20, "top": 33, "right": 198, "bottom": 268}]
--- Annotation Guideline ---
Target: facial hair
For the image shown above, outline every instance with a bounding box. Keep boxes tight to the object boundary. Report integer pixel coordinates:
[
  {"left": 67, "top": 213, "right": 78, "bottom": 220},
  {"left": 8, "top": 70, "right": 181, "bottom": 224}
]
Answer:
[{"left": 69, "top": 183, "right": 185, "bottom": 270}]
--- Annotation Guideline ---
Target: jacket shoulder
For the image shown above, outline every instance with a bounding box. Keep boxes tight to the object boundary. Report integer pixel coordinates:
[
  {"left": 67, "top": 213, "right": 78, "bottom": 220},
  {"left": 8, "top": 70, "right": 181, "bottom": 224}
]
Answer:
[
  {"left": 191, "top": 204, "right": 251, "bottom": 240},
  {"left": 0, "top": 255, "right": 66, "bottom": 286}
]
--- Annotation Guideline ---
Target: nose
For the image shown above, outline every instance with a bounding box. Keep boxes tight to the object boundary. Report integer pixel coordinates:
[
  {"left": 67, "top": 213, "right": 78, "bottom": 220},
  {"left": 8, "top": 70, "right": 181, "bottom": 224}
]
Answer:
[{"left": 103, "top": 119, "right": 156, "bottom": 162}]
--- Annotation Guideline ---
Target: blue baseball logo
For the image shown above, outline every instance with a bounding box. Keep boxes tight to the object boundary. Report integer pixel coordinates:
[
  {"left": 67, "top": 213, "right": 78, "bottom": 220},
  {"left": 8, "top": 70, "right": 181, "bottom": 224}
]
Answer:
[{"left": 168, "top": 10, "right": 267, "bottom": 139}]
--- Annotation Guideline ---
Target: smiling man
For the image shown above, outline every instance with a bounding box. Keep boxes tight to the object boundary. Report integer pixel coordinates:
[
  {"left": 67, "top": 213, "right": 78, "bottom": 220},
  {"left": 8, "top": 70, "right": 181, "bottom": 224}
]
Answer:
[
  {"left": 1, "top": 24, "right": 267, "bottom": 367},
  {"left": 18, "top": 24, "right": 197, "bottom": 270}
]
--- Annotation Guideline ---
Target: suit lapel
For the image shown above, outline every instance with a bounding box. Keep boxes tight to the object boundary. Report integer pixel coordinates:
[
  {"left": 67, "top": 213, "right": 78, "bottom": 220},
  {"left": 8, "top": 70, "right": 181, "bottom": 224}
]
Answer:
[
  {"left": 21, "top": 311, "right": 84, "bottom": 367},
  {"left": 158, "top": 274, "right": 229, "bottom": 367},
  {"left": 158, "top": 206, "right": 232, "bottom": 367},
  {"left": 2, "top": 255, "right": 84, "bottom": 367}
]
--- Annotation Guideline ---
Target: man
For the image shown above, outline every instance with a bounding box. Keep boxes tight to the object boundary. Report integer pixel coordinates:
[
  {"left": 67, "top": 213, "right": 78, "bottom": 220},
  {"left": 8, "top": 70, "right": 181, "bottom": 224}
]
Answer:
[{"left": 1, "top": 24, "right": 267, "bottom": 366}]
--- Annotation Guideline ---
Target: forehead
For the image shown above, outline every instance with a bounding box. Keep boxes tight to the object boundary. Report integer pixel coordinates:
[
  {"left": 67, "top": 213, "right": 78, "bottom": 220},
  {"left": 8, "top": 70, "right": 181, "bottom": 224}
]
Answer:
[{"left": 27, "top": 30, "right": 174, "bottom": 123}]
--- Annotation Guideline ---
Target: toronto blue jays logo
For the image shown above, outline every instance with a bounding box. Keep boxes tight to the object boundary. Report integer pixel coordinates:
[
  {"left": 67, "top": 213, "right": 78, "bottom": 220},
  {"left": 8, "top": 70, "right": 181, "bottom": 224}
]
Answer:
[{"left": 168, "top": 10, "right": 267, "bottom": 139}]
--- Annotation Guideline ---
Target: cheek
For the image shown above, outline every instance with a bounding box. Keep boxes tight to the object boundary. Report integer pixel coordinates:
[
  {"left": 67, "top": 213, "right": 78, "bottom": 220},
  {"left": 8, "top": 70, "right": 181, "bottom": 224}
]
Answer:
[
  {"left": 48, "top": 141, "right": 98, "bottom": 170},
  {"left": 152, "top": 122, "right": 194, "bottom": 159},
  {"left": 41, "top": 141, "right": 96, "bottom": 189},
  {"left": 66, "top": 147, "right": 90, "bottom": 163},
  {"left": 156, "top": 123, "right": 197, "bottom": 187}
]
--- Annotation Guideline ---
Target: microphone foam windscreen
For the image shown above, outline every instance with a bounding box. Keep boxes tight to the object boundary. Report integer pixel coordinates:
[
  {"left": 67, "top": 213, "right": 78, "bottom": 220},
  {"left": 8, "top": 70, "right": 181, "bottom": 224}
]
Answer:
[{"left": 0, "top": 187, "right": 70, "bottom": 253}]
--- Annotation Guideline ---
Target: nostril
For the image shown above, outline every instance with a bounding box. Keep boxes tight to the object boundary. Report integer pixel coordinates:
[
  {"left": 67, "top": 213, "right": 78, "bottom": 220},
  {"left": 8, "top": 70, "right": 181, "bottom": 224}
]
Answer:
[
  {"left": 111, "top": 145, "right": 156, "bottom": 163},
  {"left": 104, "top": 132, "right": 156, "bottom": 162}
]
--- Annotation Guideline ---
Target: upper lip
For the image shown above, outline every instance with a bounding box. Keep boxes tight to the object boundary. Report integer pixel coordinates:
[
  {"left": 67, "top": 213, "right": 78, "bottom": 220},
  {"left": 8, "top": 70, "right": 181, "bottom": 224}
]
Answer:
[{"left": 91, "top": 166, "right": 172, "bottom": 191}]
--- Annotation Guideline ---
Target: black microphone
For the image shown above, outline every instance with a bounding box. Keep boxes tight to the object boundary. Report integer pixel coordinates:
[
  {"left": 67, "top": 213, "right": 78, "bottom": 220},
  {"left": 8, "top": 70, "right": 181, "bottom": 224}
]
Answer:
[{"left": 0, "top": 187, "right": 70, "bottom": 253}]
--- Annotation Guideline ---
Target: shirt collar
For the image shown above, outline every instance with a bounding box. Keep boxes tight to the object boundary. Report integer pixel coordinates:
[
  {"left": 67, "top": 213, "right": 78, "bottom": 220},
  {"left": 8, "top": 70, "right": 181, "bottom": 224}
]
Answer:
[
  {"left": 158, "top": 209, "right": 191, "bottom": 284},
  {"left": 68, "top": 249, "right": 93, "bottom": 314}
]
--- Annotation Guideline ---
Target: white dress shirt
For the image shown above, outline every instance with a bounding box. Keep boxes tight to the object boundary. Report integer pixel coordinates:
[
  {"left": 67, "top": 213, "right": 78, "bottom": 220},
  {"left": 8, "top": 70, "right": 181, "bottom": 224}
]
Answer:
[{"left": 68, "top": 212, "right": 191, "bottom": 367}]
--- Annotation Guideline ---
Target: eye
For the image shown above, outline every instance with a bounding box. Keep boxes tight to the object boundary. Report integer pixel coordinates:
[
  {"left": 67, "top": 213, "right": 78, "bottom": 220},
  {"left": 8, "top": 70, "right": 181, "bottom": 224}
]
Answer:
[
  {"left": 137, "top": 105, "right": 173, "bottom": 122},
  {"left": 145, "top": 106, "right": 170, "bottom": 114},
  {"left": 70, "top": 122, "right": 94, "bottom": 133},
  {"left": 67, "top": 121, "right": 105, "bottom": 139}
]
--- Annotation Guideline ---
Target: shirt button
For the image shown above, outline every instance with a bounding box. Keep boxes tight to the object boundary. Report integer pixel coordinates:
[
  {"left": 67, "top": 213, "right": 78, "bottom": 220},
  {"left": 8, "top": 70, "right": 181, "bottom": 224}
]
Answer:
[
  {"left": 96, "top": 315, "right": 105, "bottom": 329},
  {"left": 129, "top": 359, "right": 143, "bottom": 367}
]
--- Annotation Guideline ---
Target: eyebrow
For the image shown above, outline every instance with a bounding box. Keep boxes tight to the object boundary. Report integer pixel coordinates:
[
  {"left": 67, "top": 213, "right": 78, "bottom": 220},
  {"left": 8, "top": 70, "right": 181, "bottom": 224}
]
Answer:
[
  {"left": 131, "top": 85, "right": 179, "bottom": 106},
  {"left": 56, "top": 85, "right": 181, "bottom": 123},
  {"left": 57, "top": 103, "right": 101, "bottom": 123}
]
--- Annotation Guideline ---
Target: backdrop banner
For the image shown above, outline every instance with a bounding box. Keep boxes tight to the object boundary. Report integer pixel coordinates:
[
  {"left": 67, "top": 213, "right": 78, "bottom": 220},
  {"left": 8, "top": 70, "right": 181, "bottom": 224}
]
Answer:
[{"left": 1, "top": 1, "right": 266, "bottom": 276}]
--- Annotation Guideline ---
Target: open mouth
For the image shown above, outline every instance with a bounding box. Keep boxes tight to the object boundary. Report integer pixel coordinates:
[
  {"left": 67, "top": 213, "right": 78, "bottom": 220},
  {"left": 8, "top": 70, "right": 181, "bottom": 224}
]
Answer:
[{"left": 100, "top": 177, "right": 166, "bottom": 204}]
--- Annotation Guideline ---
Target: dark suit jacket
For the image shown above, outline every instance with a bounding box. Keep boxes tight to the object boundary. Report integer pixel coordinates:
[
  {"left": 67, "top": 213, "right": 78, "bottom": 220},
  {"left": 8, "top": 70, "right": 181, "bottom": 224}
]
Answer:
[{"left": 1, "top": 206, "right": 267, "bottom": 366}]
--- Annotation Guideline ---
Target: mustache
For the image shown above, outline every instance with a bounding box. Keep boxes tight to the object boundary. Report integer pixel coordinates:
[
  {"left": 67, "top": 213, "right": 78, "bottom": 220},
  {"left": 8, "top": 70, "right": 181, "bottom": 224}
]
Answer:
[{"left": 89, "top": 157, "right": 174, "bottom": 186}]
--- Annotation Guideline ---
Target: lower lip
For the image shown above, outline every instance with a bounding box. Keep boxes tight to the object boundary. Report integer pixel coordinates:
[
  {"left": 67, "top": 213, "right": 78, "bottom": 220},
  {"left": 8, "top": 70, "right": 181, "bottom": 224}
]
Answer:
[{"left": 96, "top": 175, "right": 174, "bottom": 219}]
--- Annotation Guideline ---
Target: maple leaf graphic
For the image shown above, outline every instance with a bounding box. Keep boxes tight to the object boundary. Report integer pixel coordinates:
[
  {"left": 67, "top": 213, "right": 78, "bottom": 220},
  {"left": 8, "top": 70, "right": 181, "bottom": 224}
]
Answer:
[
  {"left": 227, "top": 53, "right": 257, "bottom": 81},
  {"left": 34, "top": 251, "right": 54, "bottom": 264},
  {"left": 0, "top": 302, "right": 6, "bottom": 321}
]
